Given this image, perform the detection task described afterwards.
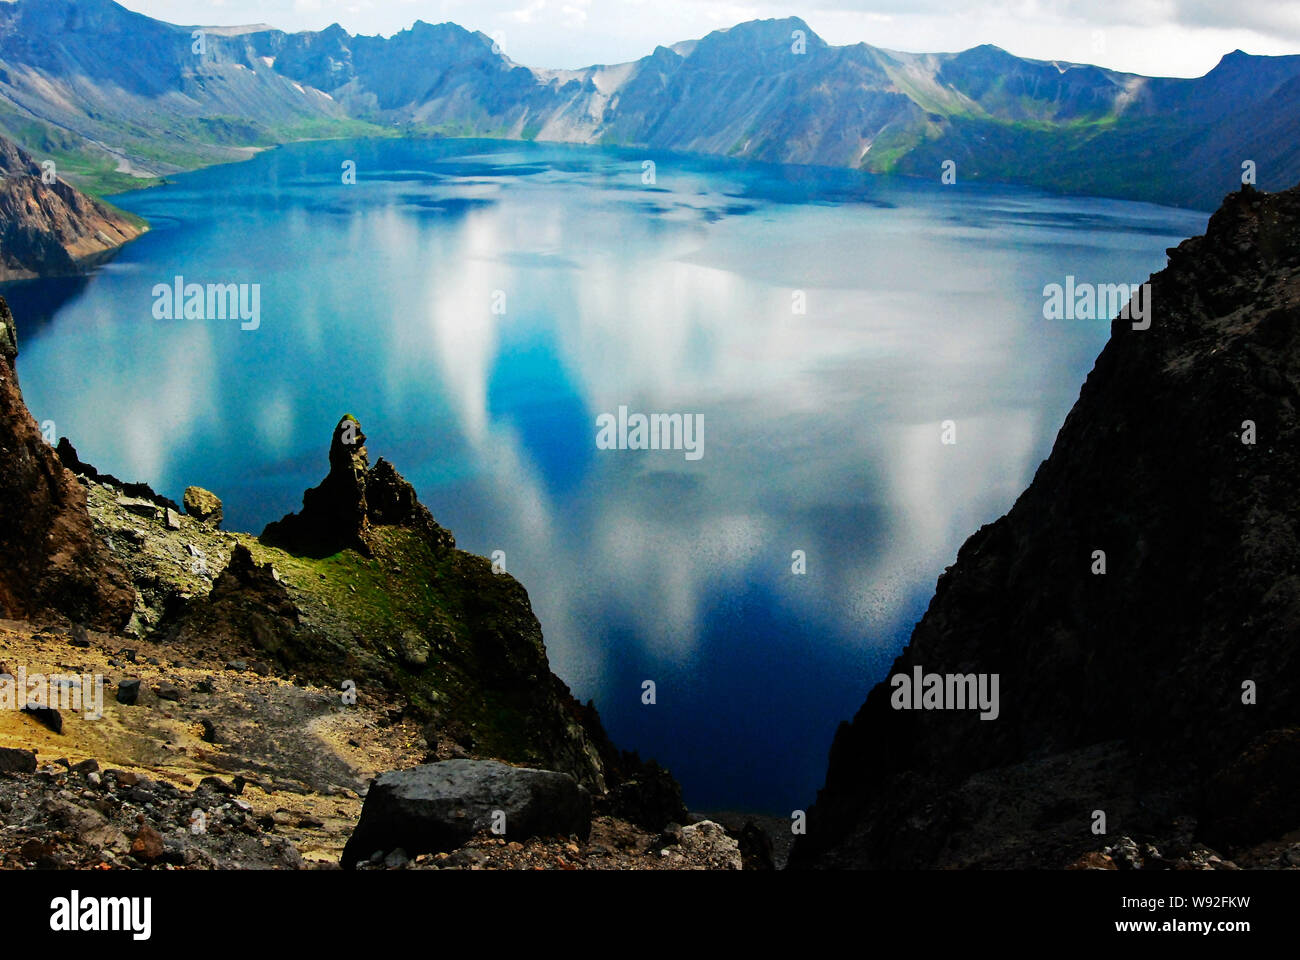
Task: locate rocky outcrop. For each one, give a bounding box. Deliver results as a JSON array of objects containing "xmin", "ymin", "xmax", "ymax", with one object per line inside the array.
[
  {"xmin": 261, "ymin": 415, "xmax": 454, "ymax": 558},
  {"xmin": 138, "ymin": 414, "xmax": 663, "ymax": 802},
  {"xmin": 55, "ymin": 437, "xmax": 178, "ymax": 511},
  {"xmin": 0, "ymin": 292, "xmax": 688, "ymax": 868},
  {"xmin": 182, "ymin": 486, "xmax": 222, "ymax": 528},
  {"xmin": 792, "ymin": 183, "xmax": 1300, "ymax": 869},
  {"xmin": 0, "ymin": 295, "xmax": 134, "ymax": 630},
  {"xmin": 0, "ymin": 134, "xmax": 143, "ymax": 280},
  {"xmin": 341, "ymin": 759, "xmax": 592, "ymax": 868},
  {"xmin": 162, "ymin": 544, "xmax": 301, "ymax": 663}
]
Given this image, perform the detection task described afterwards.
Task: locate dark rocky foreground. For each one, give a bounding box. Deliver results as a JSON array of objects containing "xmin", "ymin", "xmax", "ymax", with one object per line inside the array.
[
  {"xmin": 0, "ymin": 133, "xmax": 143, "ymax": 281},
  {"xmin": 0, "ymin": 297, "xmax": 134, "ymax": 629},
  {"xmin": 791, "ymin": 183, "xmax": 1300, "ymax": 870},
  {"xmin": 0, "ymin": 292, "xmax": 769, "ymax": 869}
]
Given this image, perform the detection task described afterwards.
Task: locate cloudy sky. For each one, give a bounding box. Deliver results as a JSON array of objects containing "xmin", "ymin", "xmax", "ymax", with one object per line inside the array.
[{"xmin": 119, "ymin": 0, "xmax": 1300, "ymax": 77}]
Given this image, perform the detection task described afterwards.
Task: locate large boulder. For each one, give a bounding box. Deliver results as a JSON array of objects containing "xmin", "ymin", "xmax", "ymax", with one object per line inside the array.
[
  {"xmin": 0, "ymin": 746, "xmax": 37, "ymax": 775},
  {"xmin": 182, "ymin": 485, "xmax": 222, "ymax": 527},
  {"xmin": 341, "ymin": 759, "xmax": 591, "ymax": 868}
]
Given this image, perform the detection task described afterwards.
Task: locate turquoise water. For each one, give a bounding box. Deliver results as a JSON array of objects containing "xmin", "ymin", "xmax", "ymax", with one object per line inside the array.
[{"xmin": 5, "ymin": 138, "xmax": 1207, "ymax": 811}]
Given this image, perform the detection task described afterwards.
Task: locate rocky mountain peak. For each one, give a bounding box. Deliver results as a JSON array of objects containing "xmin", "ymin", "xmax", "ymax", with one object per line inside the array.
[{"xmin": 261, "ymin": 415, "xmax": 453, "ymax": 558}]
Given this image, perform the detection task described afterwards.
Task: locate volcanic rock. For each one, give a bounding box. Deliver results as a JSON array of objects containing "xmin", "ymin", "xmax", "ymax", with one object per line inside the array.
[
  {"xmin": 0, "ymin": 296, "xmax": 135, "ymax": 629},
  {"xmin": 261, "ymin": 415, "xmax": 454, "ymax": 557},
  {"xmin": 55, "ymin": 437, "xmax": 177, "ymax": 510},
  {"xmin": 23, "ymin": 704, "xmax": 63, "ymax": 734},
  {"xmin": 160, "ymin": 544, "xmax": 302, "ymax": 664},
  {"xmin": 182, "ymin": 486, "xmax": 223, "ymax": 527},
  {"xmin": 0, "ymin": 747, "xmax": 37, "ymax": 775},
  {"xmin": 115, "ymin": 678, "xmax": 141, "ymax": 705},
  {"xmin": 792, "ymin": 183, "xmax": 1300, "ymax": 869},
  {"xmin": 340, "ymin": 759, "xmax": 592, "ymax": 869}
]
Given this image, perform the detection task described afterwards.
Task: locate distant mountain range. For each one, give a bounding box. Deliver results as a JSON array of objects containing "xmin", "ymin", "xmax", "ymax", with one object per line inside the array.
[{"xmin": 0, "ymin": 0, "xmax": 1297, "ymax": 207}]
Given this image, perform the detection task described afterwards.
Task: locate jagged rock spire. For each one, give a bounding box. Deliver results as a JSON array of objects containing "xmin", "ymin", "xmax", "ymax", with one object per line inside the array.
[{"xmin": 261, "ymin": 415, "xmax": 453, "ymax": 557}]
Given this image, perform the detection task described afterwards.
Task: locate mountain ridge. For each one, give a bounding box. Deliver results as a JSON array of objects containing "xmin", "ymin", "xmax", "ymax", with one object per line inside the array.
[{"xmin": 0, "ymin": 4, "xmax": 1295, "ymax": 207}]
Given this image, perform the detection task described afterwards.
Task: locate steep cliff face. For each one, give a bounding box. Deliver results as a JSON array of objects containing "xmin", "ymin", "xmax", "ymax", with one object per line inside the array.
[
  {"xmin": 792, "ymin": 183, "xmax": 1300, "ymax": 869},
  {"xmin": 0, "ymin": 295, "xmax": 134, "ymax": 628},
  {"xmin": 0, "ymin": 134, "xmax": 143, "ymax": 280}
]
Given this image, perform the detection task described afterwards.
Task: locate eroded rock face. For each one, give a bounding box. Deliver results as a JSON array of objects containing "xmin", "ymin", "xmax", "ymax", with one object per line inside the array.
[
  {"xmin": 366, "ymin": 458, "xmax": 455, "ymax": 553},
  {"xmin": 0, "ymin": 296, "xmax": 134, "ymax": 629},
  {"xmin": 161, "ymin": 545, "xmax": 302, "ymax": 662},
  {"xmin": 0, "ymin": 134, "xmax": 143, "ymax": 281},
  {"xmin": 340, "ymin": 759, "xmax": 591, "ymax": 869},
  {"xmin": 261, "ymin": 415, "xmax": 454, "ymax": 557},
  {"xmin": 793, "ymin": 183, "xmax": 1300, "ymax": 869},
  {"xmin": 56, "ymin": 437, "xmax": 177, "ymax": 510}
]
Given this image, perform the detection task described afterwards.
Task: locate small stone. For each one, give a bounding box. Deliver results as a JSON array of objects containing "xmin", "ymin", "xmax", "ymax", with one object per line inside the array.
[
  {"xmin": 165, "ymin": 508, "xmax": 182, "ymax": 530},
  {"xmin": 154, "ymin": 684, "xmax": 182, "ymax": 702},
  {"xmin": 23, "ymin": 703, "xmax": 63, "ymax": 734},
  {"xmin": 116, "ymin": 678, "xmax": 141, "ymax": 705},
  {"xmin": 117, "ymin": 497, "xmax": 161, "ymax": 520},
  {"xmin": 383, "ymin": 848, "xmax": 410, "ymax": 868},
  {"xmin": 200, "ymin": 775, "xmax": 244, "ymax": 796},
  {"xmin": 0, "ymin": 747, "xmax": 37, "ymax": 774},
  {"xmin": 130, "ymin": 824, "xmax": 165, "ymax": 862},
  {"xmin": 397, "ymin": 630, "xmax": 430, "ymax": 668}
]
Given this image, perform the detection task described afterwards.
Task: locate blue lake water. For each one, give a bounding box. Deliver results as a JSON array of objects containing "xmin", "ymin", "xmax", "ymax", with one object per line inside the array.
[{"xmin": 4, "ymin": 138, "xmax": 1207, "ymax": 812}]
